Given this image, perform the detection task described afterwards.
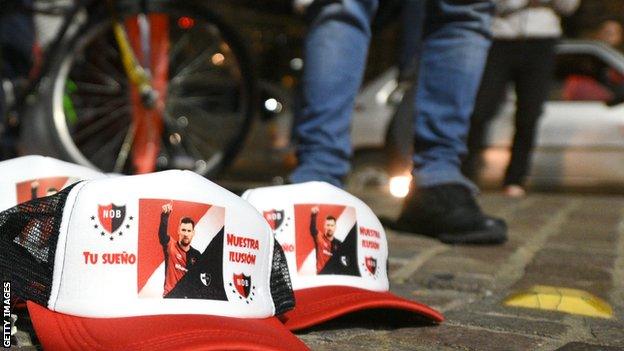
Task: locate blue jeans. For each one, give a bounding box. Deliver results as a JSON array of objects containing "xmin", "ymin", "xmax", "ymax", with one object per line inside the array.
[{"xmin": 290, "ymin": 0, "xmax": 493, "ymax": 191}]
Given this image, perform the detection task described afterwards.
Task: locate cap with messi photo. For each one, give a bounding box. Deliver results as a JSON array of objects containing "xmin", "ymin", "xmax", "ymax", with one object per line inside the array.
[
  {"xmin": 0, "ymin": 155, "xmax": 104, "ymax": 211},
  {"xmin": 0, "ymin": 170, "xmax": 307, "ymax": 351},
  {"xmin": 242, "ymin": 182, "xmax": 444, "ymax": 331}
]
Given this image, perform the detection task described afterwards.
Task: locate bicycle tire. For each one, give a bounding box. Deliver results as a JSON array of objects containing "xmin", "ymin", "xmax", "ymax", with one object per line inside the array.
[{"xmin": 22, "ymin": 0, "xmax": 255, "ymax": 177}]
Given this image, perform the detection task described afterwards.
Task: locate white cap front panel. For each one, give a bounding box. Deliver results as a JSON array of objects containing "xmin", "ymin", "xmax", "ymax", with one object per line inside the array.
[
  {"xmin": 49, "ymin": 171, "xmax": 274, "ymax": 319},
  {"xmin": 0, "ymin": 156, "xmax": 104, "ymax": 211},
  {"xmin": 243, "ymin": 182, "xmax": 389, "ymax": 292}
]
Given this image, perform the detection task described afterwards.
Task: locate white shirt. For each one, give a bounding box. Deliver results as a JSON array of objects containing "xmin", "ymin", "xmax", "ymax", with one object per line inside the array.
[{"xmin": 493, "ymin": 0, "xmax": 581, "ymax": 39}]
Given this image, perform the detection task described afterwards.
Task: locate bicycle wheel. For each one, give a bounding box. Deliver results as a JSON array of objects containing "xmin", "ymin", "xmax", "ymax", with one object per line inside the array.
[{"xmin": 23, "ymin": 0, "xmax": 255, "ymax": 176}]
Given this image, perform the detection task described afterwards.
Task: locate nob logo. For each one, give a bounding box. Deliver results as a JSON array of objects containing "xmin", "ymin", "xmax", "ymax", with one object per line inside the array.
[
  {"xmin": 229, "ymin": 273, "xmax": 256, "ymax": 304},
  {"xmin": 262, "ymin": 209, "xmax": 290, "ymax": 233},
  {"xmin": 91, "ymin": 203, "xmax": 133, "ymax": 241}
]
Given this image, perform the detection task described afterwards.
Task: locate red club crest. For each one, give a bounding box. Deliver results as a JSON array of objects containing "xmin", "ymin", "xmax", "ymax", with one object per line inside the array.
[
  {"xmin": 98, "ymin": 204, "xmax": 126, "ymax": 234},
  {"xmin": 233, "ymin": 273, "xmax": 252, "ymax": 298},
  {"xmin": 263, "ymin": 209, "xmax": 285, "ymax": 231},
  {"xmin": 365, "ymin": 256, "xmax": 377, "ymax": 275}
]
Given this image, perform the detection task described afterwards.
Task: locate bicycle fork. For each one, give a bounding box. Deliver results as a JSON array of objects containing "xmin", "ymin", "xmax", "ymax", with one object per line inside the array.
[{"xmin": 108, "ymin": 1, "xmax": 168, "ymax": 174}]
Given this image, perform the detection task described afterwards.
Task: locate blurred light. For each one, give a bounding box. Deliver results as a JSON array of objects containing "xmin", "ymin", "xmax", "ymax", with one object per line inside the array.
[
  {"xmin": 264, "ymin": 98, "xmax": 283, "ymax": 113},
  {"xmin": 290, "ymin": 58, "xmax": 303, "ymax": 71},
  {"xmin": 281, "ymin": 75, "xmax": 295, "ymax": 88},
  {"xmin": 178, "ymin": 16, "xmax": 195, "ymax": 29},
  {"xmin": 177, "ymin": 116, "xmax": 189, "ymax": 127},
  {"xmin": 389, "ymin": 175, "xmax": 411, "ymax": 198},
  {"xmin": 211, "ymin": 53, "xmax": 225, "ymax": 66},
  {"xmin": 169, "ymin": 133, "xmax": 182, "ymax": 145}
]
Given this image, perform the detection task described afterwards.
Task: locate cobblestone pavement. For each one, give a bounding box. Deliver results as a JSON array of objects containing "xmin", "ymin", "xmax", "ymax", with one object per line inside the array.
[
  {"xmin": 11, "ymin": 189, "xmax": 624, "ymax": 350},
  {"xmin": 298, "ymin": 190, "xmax": 624, "ymax": 351}
]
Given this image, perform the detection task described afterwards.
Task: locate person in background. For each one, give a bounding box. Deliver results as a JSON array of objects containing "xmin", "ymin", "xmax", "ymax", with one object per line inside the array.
[
  {"xmin": 593, "ymin": 19, "xmax": 623, "ymax": 48},
  {"xmin": 464, "ymin": 0, "xmax": 580, "ymax": 198},
  {"xmin": 0, "ymin": 0, "xmax": 36, "ymax": 160},
  {"xmin": 291, "ymin": 0, "xmax": 508, "ymax": 244}
]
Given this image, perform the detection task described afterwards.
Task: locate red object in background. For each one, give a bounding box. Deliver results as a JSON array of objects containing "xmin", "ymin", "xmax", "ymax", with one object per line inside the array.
[
  {"xmin": 178, "ymin": 16, "xmax": 195, "ymax": 29},
  {"xmin": 561, "ymin": 75, "xmax": 614, "ymax": 102},
  {"xmin": 126, "ymin": 15, "xmax": 170, "ymax": 174}
]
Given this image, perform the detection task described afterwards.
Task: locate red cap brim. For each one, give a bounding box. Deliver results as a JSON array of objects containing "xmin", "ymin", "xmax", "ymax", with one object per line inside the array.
[
  {"xmin": 280, "ymin": 286, "xmax": 444, "ymax": 331},
  {"xmin": 27, "ymin": 301, "xmax": 309, "ymax": 351}
]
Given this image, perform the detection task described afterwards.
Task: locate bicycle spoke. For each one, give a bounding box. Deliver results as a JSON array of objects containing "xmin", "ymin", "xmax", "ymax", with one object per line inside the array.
[
  {"xmin": 73, "ymin": 105, "xmax": 131, "ymax": 142},
  {"xmin": 90, "ymin": 46, "xmax": 125, "ymax": 79},
  {"xmin": 167, "ymin": 95, "xmax": 233, "ymax": 106},
  {"xmin": 171, "ymin": 43, "xmax": 219, "ymax": 80},
  {"xmin": 80, "ymin": 61, "xmax": 125, "ymax": 87},
  {"xmin": 71, "ymin": 96, "xmax": 127, "ymax": 110},
  {"xmin": 169, "ymin": 31, "xmax": 191, "ymax": 63},
  {"xmin": 88, "ymin": 126, "xmax": 128, "ymax": 166},
  {"xmin": 71, "ymin": 81, "xmax": 123, "ymax": 95},
  {"xmin": 71, "ymin": 97, "xmax": 127, "ymax": 123},
  {"xmin": 77, "ymin": 116, "xmax": 128, "ymax": 155},
  {"xmin": 114, "ymin": 122, "xmax": 137, "ymax": 173},
  {"xmin": 186, "ymin": 131, "xmax": 219, "ymax": 155}
]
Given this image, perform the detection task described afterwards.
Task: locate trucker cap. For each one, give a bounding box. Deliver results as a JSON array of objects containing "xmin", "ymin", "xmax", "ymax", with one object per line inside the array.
[
  {"xmin": 242, "ymin": 182, "xmax": 444, "ymax": 331},
  {"xmin": 0, "ymin": 170, "xmax": 308, "ymax": 350},
  {"xmin": 0, "ymin": 155, "xmax": 104, "ymax": 211}
]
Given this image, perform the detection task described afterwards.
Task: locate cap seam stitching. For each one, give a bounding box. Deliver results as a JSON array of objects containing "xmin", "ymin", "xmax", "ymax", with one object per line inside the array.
[
  {"xmin": 50, "ymin": 182, "xmax": 87, "ymax": 310},
  {"xmin": 267, "ymin": 225, "xmax": 276, "ymax": 316}
]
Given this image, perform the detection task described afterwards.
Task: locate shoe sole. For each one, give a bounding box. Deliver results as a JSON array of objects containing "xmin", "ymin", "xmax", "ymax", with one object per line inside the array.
[{"xmin": 380, "ymin": 216, "xmax": 508, "ymax": 245}]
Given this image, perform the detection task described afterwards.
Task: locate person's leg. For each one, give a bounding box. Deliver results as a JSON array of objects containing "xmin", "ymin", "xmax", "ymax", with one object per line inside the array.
[
  {"xmin": 0, "ymin": 0, "xmax": 35, "ymax": 80},
  {"xmin": 503, "ymin": 39, "xmax": 556, "ymax": 187},
  {"xmin": 391, "ymin": 0, "xmax": 507, "ymax": 244},
  {"xmin": 411, "ymin": 0, "xmax": 493, "ymax": 192},
  {"xmin": 0, "ymin": 0, "xmax": 35, "ymax": 160},
  {"xmin": 397, "ymin": 0, "xmax": 426, "ymax": 83},
  {"xmin": 463, "ymin": 41, "xmax": 513, "ymax": 180},
  {"xmin": 289, "ymin": 0, "xmax": 378, "ymax": 187}
]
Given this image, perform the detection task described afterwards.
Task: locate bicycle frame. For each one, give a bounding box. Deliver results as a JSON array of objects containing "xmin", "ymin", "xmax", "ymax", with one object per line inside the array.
[{"xmin": 6, "ymin": 0, "xmax": 173, "ymax": 173}]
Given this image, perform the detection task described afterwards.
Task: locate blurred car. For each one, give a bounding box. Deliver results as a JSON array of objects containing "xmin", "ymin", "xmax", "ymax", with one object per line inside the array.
[{"xmin": 350, "ymin": 40, "xmax": 624, "ymax": 193}]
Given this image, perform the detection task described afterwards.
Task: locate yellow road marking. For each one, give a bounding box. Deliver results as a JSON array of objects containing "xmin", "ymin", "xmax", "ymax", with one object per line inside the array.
[{"xmin": 504, "ymin": 285, "xmax": 613, "ymax": 319}]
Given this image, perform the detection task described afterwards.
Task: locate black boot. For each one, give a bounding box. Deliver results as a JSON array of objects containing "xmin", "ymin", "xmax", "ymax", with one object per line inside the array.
[{"xmin": 388, "ymin": 183, "xmax": 507, "ymax": 244}]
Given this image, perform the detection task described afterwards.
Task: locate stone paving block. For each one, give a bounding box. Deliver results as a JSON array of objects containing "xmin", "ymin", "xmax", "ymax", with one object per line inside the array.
[
  {"xmin": 444, "ymin": 310, "xmax": 570, "ymax": 338},
  {"xmin": 416, "ymin": 254, "xmax": 499, "ymax": 276},
  {"xmin": 390, "ymin": 285, "xmax": 467, "ymax": 310},
  {"xmin": 520, "ymin": 252, "xmax": 613, "ymax": 294},
  {"xmin": 557, "ymin": 222, "xmax": 618, "ymax": 240},
  {"xmin": 545, "ymin": 242, "xmax": 616, "ymax": 257},
  {"xmin": 388, "ymin": 260, "xmax": 406, "ymax": 274},
  {"xmin": 585, "ymin": 319, "xmax": 624, "ymax": 347},
  {"xmin": 531, "ymin": 248, "xmax": 616, "ymax": 272},
  {"xmin": 511, "ymin": 200, "xmax": 570, "ymax": 216},
  {"xmin": 387, "ymin": 232, "xmax": 439, "ymax": 259},
  {"xmin": 445, "ymin": 245, "xmax": 518, "ymax": 266},
  {"xmin": 555, "ymin": 342, "xmax": 624, "ymax": 351},
  {"xmin": 411, "ymin": 271, "xmax": 495, "ymax": 294},
  {"xmin": 300, "ymin": 328, "xmax": 455, "ymax": 351},
  {"xmin": 385, "ymin": 324, "xmax": 546, "ymax": 351},
  {"xmin": 568, "ymin": 205, "xmax": 623, "ymax": 218}
]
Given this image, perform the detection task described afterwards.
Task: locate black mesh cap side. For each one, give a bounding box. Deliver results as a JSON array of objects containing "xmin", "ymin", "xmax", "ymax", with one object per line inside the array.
[
  {"xmin": 0, "ymin": 184, "xmax": 76, "ymax": 306},
  {"xmin": 270, "ymin": 240, "xmax": 295, "ymax": 315}
]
